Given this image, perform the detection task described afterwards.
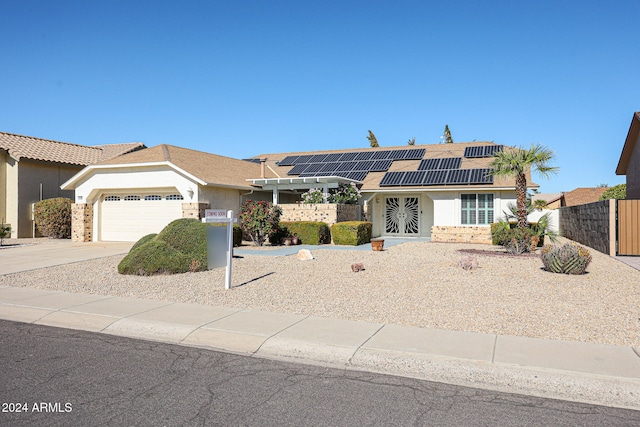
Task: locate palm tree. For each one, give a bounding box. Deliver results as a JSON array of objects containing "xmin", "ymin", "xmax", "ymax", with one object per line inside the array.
[{"xmin": 490, "ymin": 144, "xmax": 558, "ymax": 229}]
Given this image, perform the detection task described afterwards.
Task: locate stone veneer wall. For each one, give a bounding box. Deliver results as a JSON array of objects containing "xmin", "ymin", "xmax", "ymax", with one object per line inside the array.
[
  {"xmin": 559, "ymin": 200, "xmax": 613, "ymax": 255},
  {"xmin": 71, "ymin": 203, "xmax": 93, "ymax": 242},
  {"xmin": 431, "ymin": 225, "xmax": 492, "ymax": 244},
  {"xmin": 182, "ymin": 203, "xmax": 209, "ymax": 220},
  {"xmin": 279, "ymin": 203, "xmax": 361, "ymax": 227}
]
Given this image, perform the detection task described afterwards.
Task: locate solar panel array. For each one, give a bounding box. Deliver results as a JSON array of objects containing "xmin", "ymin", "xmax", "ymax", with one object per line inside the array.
[
  {"xmin": 463, "ymin": 145, "xmax": 504, "ymax": 158},
  {"xmin": 417, "ymin": 157, "xmax": 462, "ymax": 170},
  {"xmin": 280, "ymin": 148, "xmax": 426, "ymax": 167},
  {"xmin": 379, "ymin": 168, "xmax": 493, "ymax": 187},
  {"xmin": 281, "ymin": 148, "xmax": 426, "ymax": 181}
]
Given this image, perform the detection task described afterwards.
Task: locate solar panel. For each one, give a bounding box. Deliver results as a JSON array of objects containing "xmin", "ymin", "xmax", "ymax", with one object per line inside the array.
[
  {"xmin": 469, "ymin": 168, "xmax": 493, "ymax": 184},
  {"xmin": 309, "ymin": 154, "xmax": 329, "ymax": 163},
  {"xmin": 299, "ymin": 172, "xmax": 331, "ymax": 177},
  {"xmin": 371, "ymin": 150, "xmax": 392, "ymax": 160},
  {"xmin": 401, "ymin": 171, "xmax": 426, "ymax": 186},
  {"xmin": 423, "ymin": 170, "xmax": 448, "ymax": 185},
  {"xmin": 287, "ymin": 164, "xmax": 310, "ymax": 175},
  {"xmin": 319, "ymin": 162, "xmax": 340, "ymax": 173},
  {"xmin": 354, "ymin": 151, "xmax": 374, "ymax": 161},
  {"xmin": 463, "ymin": 146, "xmax": 484, "ymax": 158},
  {"xmin": 388, "ymin": 149, "xmax": 408, "ymax": 160},
  {"xmin": 404, "ymin": 148, "xmax": 426, "ymax": 160},
  {"xmin": 335, "ymin": 161, "xmax": 357, "ymax": 172},
  {"xmin": 353, "ymin": 160, "xmax": 374, "ymax": 171},
  {"xmin": 302, "ymin": 163, "xmax": 324, "ymax": 173},
  {"xmin": 484, "ymin": 145, "xmax": 503, "ymax": 157},
  {"xmin": 418, "ymin": 158, "xmax": 440, "ymax": 170},
  {"xmin": 440, "ymin": 157, "xmax": 462, "ymax": 169},
  {"xmin": 295, "ymin": 155, "xmax": 314, "ymax": 164},
  {"xmin": 380, "ymin": 171, "xmax": 405, "ymax": 186},
  {"xmin": 339, "ymin": 152, "xmax": 359, "ymax": 161},
  {"xmin": 445, "ymin": 169, "xmax": 471, "ymax": 184},
  {"xmin": 279, "ymin": 156, "xmax": 300, "ymax": 166},
  {"xmin": 370, "ymin": 159, "xmax": 393, "ymax": 172},
  {"xmin": 323, "ymin": 153, "xmax": 344, "ymax": 162},
  {"xmin": 345, "ymin": 171, "xmax": 368, "ymax": 181}
]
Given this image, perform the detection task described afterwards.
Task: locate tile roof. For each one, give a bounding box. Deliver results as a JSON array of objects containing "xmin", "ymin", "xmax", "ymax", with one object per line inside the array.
[
  {"xmin": 95, "ymin": 144, "xmax": 262, "ymax": 189},
  {"xmin": 561, "ymin": 187, "xmax": 608, "ymax": 207},
  {"xmin": 253, "ymin": 141, "xmax": 525, "ymax": 191},
  {"xmin": 0, "ymin": 132, "xmax": 145, "ymax": 166}
]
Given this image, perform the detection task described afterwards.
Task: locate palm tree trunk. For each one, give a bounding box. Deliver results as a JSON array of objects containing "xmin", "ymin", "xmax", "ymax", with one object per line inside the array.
[{"xmin": 516, "ymin": 173, "xmax": 528, "ymax": 228}]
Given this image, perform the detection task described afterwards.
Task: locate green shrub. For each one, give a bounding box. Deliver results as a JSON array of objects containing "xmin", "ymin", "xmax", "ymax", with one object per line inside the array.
[
  {"xmin": 491, "ymin": 220, "xmax": 546, "ymax": 250},
  {"xmin": 239, "ymin": 200, "xmax": 282, "ymax": 246},
  {"xmin": 541, "ymin": 242, "xmax": 592, "ymax": 275},
  {"xmin": 119, "ymin": 218, "xmax": 208, "ymax": 275},
  {"xmin": 599, "ymin": 184, "xmax": 626, "ymax": 200},
  {"xmin": 118, "ymin": 240, "xmax": 193, "ymax": 275},
  {"xmin": 331, "ymin": 221, "xmax": 372, "ymax": 245},
  {"xmin": 33, "ymin": 198, "xmax": 73, "ymax": 238},
  {"xmin": 278, "ymin": 221, "xmax": 330, "ymax": 245},
  {"xmin": 130, "ymin": 233, "xmax": 157, "ymax": 251},
  {"xmin": 0, "ymin": 222, "xmax": 10, "ymax": 246}
]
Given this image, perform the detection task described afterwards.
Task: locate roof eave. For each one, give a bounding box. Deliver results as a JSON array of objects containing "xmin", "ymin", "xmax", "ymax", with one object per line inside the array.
[{"xmin": 616, "ymin": 112, "xmax": 640, "ymax": 175}]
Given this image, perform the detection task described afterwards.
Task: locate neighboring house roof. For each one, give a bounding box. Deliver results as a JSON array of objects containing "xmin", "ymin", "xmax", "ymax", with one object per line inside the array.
[
  {"xmin": 561, "ymin": 187, "xmax": 608, "ymax": 206},
  {"xmin": 616, "ymin": 111, "xmax": 640, "ymax": 175},
  {"xmin": 0, "ymin": 131, "xmax": 145, "ymax": 166},
  {"xmin": 531, "ymin": 193, "xmax": 562, "ymax": 205},
  {"xmin": 72, "ymin": 144, "xmax": 263, "ymax": 190},
  {"xmin": 253, "ymin": 141, "xmax": 529, "ymax": 191}
]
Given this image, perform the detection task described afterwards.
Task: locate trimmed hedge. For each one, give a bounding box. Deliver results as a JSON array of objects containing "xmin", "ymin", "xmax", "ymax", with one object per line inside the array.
[
  {"xmin": 331, "ymin": 221, "xmax": 372, "ymax": 246},
  {"xmin": 33, "ymin": 197, "xmax": 73, "ymax": 239},
  {"xmin": 277, "ymin": 221, "xmax": 331, "ymax": 245},
  {"xmin": 118, "ymin": 219, "xmax": 242, "ymax": 275}
]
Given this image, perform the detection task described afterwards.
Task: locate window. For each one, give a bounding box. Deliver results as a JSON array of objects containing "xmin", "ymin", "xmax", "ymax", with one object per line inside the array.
[
  {"xmin": 461, "ymin": 194, "xmax": 493, "ymax": 225},
  {"xmin": 123, "ymin": 195, "xmax": 141, "ymax": 201},
  {"xmin": 144, "ymin": 195, "xmax": 162, "ymax": 201},
  {"xmin": 166, "ymin": 194, "xmax": 184, "ymax": 200},
  {"xmin": 104, "ymin": 196, "xmax": 120, "ymax": 201}
]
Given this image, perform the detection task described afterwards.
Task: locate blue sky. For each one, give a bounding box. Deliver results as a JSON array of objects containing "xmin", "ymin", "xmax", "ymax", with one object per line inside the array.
[{"xmin": 2, "ymin": 0, "xmax": 638, "ymax": 193}]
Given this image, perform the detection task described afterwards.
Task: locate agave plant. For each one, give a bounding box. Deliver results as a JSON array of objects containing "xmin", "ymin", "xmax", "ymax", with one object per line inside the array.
[{"xmin": 541, "ymin": 242, "xmax": 592, "ymax": 275}]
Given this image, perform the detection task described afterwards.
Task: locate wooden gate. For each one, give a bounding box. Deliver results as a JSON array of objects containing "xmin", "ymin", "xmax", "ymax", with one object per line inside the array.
[{"xmin": 618, "ymin": 200, "xmax": 640, "ymax": 255}]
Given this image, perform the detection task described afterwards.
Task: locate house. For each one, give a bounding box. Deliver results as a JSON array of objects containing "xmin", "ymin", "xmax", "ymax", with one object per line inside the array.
[
  {"xmin": 616, "ymin": 111, "xmax": 640, "ymax": 199},
  {"xmin": 63, "ymin": 141, "xmax": 530, "ymax": 243},
  {"xmin": 531, "ymin": 193, "xmax": 562, "ymax": 209},
  {"xmin": 61, "ymin": 144, "xmax": 271, "ymax": 242},
  {"xmin": 0, "ymin": 132, "xmax": 144, "ymax": 238}
]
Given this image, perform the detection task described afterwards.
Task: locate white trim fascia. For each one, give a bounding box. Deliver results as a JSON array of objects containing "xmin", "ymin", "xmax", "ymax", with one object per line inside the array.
[{"xmin": 61, "ymin": 161, "xmax": 206, "ymax": 190}]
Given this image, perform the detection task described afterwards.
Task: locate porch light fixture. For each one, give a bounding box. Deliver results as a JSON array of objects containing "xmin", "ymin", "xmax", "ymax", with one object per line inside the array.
[{"xmin": 187, "ymin": 188, "xmax": 194, "ymax": 200}]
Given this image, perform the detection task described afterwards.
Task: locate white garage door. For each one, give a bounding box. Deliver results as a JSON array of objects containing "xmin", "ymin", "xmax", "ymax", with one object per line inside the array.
[{"xmin": 100, "ymin": 193, "xmax": 184, "ymax": 242}]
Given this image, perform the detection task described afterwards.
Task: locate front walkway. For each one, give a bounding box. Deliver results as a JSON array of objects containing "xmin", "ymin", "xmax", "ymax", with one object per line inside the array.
[
  {"xmin": 615, "ymin": 256, "xmax": 640, "ymax": 271},
  {"xmin": 234, "ymin": 236, "xmax": 431, "ymax": 256}
]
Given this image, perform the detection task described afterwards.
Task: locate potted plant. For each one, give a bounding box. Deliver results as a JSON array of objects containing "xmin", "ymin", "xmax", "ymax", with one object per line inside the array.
[
  {"xmin": 291, "ymin": 235, "xmax": 299, "ymax": 245},
  {"xmin": 371, "ymin": 239, "xmax": 384, "ymax": 251}
]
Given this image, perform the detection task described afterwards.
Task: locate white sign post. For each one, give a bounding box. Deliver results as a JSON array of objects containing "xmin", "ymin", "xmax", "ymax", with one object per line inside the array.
[{"xmin": 203, "ymin": 210, "xmax": 236, "ymax": 290}]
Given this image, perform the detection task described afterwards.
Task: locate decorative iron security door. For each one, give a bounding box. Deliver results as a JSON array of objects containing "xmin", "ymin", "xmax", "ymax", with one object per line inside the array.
[{"xmin": 385, "ymin": 197, "xmax": 419, "ymax": 235}]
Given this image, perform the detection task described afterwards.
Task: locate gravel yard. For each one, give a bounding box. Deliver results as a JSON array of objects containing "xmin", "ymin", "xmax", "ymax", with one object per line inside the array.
[{"xmin": 1, "ymin": 238, "xmax": 638, "ymax": 346}]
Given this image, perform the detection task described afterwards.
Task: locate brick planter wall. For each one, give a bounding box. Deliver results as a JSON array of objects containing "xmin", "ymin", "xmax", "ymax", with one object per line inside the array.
[
  {"xmin": 182, "ymin": 203, "xmax": 209, "ymax": 220},
  {"xmin": 431, "ymin": 225, "xmax": 492, "ymax": 244},
  {"xmin": 279, "ymin": 203, "xmax": 361, "ymax": 227},
  {"xmin": 71, "ymin": 203, "xmax": 93, "ymax": 242}
]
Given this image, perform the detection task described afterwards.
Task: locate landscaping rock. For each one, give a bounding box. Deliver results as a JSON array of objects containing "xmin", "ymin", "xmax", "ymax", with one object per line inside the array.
[
  {"xmin": 297, "ymin": 249, "xmax": 314, "ymax": 261},
  {"xmin": 351, "ymin": 263, "xmax": 365, "ymax": 272}
]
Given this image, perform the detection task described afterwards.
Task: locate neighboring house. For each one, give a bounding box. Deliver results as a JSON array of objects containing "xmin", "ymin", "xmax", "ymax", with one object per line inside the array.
[
  {"xmin": 560, "ymin": 187, "xmax": 608, "ymax": 207},
  {"xmin": 61, "ymin": 144, "xmax": 270, "ymax": 242},
  {"xmin": 0, "ymin": 132, "xmax": 144, "ymax": 238},
  {"xmin": 63, "ymin": 141, "xmax": 531, "ymax": 243},
  {"xmin": 531, "ymin": 193, "xmax": 562, "ymax": 209},
  {"xmin": 616, "ymin": 111, "xmax": 640, "ymax": 199}
]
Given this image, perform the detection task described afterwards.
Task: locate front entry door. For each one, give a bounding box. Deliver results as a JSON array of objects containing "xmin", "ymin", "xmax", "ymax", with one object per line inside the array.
[{"xmin": 385, "ymin": 196, "xmax": 420, "ymax": 235}]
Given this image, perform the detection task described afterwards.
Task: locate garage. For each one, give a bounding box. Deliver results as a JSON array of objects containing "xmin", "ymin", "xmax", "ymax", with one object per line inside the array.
[{"xmin": 99, "ymin": 193, "xmax": 184, "ymax": 241}]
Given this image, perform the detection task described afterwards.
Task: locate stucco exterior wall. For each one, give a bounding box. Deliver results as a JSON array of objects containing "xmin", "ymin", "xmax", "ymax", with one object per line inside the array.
[
  {"xmin": 626, "ymin": 132, "xmax": 640, "ymax": 199},
  {"xmin": 199, "ymin": 186, "xmax": 243, "ymax": 214}
]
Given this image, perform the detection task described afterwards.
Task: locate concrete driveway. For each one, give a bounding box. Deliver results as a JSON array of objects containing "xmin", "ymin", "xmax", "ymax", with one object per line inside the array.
[{"xmin": 0, "ymin": 240, "xmax": 133, "ymax": 275}]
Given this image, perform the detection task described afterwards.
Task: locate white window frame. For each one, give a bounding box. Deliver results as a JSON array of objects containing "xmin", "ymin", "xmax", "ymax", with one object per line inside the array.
[{"xmin": 461, "ymin": 193, "xmax": 494, "ymax": 225}]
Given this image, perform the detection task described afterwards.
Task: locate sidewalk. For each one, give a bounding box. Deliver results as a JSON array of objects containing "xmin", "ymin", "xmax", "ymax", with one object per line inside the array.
[{"xmin": 1, "ymin": 285, "xmax": 639, "ymax": 410}]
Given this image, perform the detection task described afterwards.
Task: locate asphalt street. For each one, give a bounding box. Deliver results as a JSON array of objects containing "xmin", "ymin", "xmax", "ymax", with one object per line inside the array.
[{"xmin": 1, "ymin": 320, "xmax": 638, "ymax": 426}]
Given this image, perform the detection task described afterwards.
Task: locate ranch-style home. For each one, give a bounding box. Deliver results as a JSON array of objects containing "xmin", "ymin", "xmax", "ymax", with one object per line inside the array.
[
  {"xmin": 62, "ymin": 141, "xmax": 532, "ymax": 243},
  {"xmin": 0, "ymin": 132, "xmax": 144, "ymax": 238}
]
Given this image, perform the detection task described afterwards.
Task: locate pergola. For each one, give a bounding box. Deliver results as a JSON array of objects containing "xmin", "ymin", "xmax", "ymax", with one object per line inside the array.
[{"xmin": 248, "ymin": 176, "xmax": 362, "ymax": 204}]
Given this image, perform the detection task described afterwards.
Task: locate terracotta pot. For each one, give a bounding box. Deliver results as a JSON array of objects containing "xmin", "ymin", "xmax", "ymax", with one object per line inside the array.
[
  {"xmin": 371, "ymin": 239, "xmax": 384, "ymax": 251},
  {"xmin": 283, "ymin": 237, "xmax": 292, "ymax": 246},
  {"xmin": 291, "ymin": 236, "xmax": 299, "ymax": 245}
]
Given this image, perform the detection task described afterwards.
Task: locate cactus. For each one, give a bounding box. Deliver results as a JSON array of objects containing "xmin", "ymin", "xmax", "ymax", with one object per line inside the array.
[{"xmin": 541, "ymin": 242, "xmax": 592, "ymax": 275}]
